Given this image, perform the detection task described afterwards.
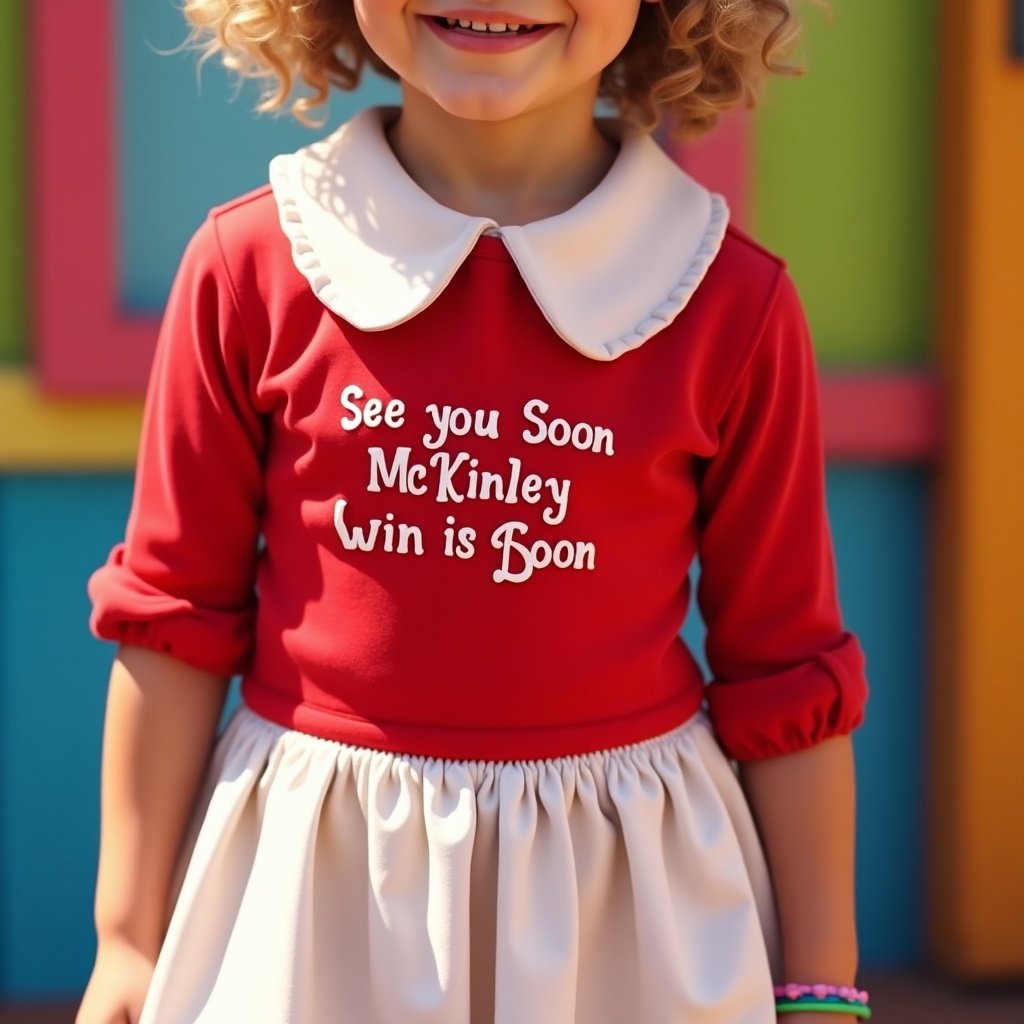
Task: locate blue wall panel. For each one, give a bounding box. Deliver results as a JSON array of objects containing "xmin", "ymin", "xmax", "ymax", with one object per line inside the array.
[
  {"xmin": 0, "ymin": 476, "xmax": 133, "ymax": 996},
  {"xmin": 119, "ymin": 0, "xmax": 400, "ymax": 311},
  {"xmin": 0, "ymin": 466, "xmax": 927, "ymax": 995},
  {"xmin": 828, "ymin": 466, "xmax": 928, "ymax": 966},
  {"xmin": 682, "ymin": 465, "xmax": 929, "ymax": 966}
]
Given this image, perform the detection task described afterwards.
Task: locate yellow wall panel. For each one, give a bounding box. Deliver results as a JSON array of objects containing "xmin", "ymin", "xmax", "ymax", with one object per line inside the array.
[{"xmin": 0, "ymin": 370, "xmax": 141, "ymax": 470}]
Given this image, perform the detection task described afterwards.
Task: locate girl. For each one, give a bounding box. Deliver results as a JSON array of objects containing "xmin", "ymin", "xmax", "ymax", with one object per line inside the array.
[{"xmin": 78, "ymin": 1, "xmax": 870, "ymax": 1022}]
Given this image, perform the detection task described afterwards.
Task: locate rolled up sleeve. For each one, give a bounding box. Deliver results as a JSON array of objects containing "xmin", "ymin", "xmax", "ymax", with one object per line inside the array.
[
  {"xmin": 697, "ymin": 269, "xmax": 868, "ymax": 761},
  {"xmin": 88, "ymin": 216, "xmax": 265, "ymax": 677}
]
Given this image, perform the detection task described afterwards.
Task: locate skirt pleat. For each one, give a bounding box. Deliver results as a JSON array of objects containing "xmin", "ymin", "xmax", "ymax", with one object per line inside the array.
[{"xmin": 140, "ymin": 704, "xmax": 779, "ymax": 1024}]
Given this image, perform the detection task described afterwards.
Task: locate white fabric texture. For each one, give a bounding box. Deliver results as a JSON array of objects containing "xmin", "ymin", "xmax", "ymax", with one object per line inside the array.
[
  {"xmin": 140, "ymin": 704, "xmax": 779, "ymax": 1024},
  {"xmin": 269, "ymin": 107, "xmax": 729, "ymax": 361}
]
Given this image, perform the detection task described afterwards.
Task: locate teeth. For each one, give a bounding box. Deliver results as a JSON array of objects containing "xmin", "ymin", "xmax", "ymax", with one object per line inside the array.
[{"xmin": 442, "ymin": 17, "xmax": 535, "ymax": 34}]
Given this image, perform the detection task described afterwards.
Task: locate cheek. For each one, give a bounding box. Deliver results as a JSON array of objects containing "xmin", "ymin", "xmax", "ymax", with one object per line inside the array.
[
  {"xmin": 570, "ymin": 1, "xmax": 643, "ymax": 64},
  {"xmin": 352, "ymin": 2, "xmax": 404, "ymax": 59},
  {"xmin": 598, "ymin": 0, "xmax": 644, "ymax": 45},
  {"xmin": 352, "ymin": 6, "xmax": 376, "ymax": 54}
]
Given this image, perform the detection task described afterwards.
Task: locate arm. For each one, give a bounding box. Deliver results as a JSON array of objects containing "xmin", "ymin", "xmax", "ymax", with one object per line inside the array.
[
  {"xmin": 94, "ymin": 645, "xmax": 229, "ymax": 954},
  {"xmin": 694, "ymin": 268, "xmax": 869, "ymax": 1020},
  {"xmin": 78, "ymin": 646, "xmax": 228, "ymax": 1024},
  {"xmin": 740, "ymin": 736, "xmax": 860, "ymax": 1023},
  {"xmin": 81, "ymin": 218, "xmax": 263, "ymax": 1023}
]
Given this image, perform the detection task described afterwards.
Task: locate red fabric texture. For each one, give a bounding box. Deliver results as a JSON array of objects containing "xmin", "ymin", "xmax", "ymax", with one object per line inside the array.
[
  {"xmin": 89, "ymin": 188, "xmax": 867, "ymax": 761},
  {"xmin": 694, "ymin": 270, "xmax": 868, "ymax": 758}
]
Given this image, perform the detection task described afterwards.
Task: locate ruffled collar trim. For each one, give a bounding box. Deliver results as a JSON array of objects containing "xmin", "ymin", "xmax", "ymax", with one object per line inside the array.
[{"xmin": 269, "ymin": 107, "xmax": 728, "ymax": 362}]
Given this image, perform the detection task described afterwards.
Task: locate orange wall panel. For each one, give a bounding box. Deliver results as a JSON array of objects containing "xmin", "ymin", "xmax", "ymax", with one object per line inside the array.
[{"xmin": 930, "ymin": 0, "xmax": 1024, "ymax": 977}]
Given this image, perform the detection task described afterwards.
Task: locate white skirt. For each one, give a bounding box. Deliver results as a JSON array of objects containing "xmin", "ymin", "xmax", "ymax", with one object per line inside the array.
[{"xmin": 140, "ymin": 703, "xmax": 780, "ymax": 1024}]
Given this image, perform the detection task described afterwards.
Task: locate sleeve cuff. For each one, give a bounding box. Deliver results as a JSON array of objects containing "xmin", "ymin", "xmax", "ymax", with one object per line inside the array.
[
  {"xmin": 88, "ymin": 556, "xmax": 253, "ymax": 678},
  {"xmin": 705, "ymin": 632, "xmax": 868, "ymax": 761}
]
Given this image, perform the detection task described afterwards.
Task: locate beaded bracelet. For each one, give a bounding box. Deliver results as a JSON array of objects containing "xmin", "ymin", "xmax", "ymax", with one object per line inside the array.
[{"xmin": 773, "ymin": 983, "xmax": 872, "ymax": 1019}]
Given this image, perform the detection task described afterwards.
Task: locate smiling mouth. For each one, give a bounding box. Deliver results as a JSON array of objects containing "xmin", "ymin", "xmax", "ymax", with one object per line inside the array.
[{"xmin": 433, "ymin": 17, "xmax": 546, "ymax": 35}]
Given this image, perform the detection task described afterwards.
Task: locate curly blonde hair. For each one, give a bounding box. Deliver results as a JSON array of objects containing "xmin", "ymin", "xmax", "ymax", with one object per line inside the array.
[{"xmin": 183, "ymin": 0, "xmax": 802, "ymax": 136}]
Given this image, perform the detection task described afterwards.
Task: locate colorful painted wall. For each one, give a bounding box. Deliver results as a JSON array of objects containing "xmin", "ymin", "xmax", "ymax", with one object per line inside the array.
[{"xmin": 1, "ymin": 0, "xmax": 1020, "ymax": 999}]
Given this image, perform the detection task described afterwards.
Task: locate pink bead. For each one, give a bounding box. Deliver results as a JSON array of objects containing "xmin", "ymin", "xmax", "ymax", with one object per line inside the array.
[{"xmin": 773, "ymin": 982, "xmax": 871, "ymax": 1008}]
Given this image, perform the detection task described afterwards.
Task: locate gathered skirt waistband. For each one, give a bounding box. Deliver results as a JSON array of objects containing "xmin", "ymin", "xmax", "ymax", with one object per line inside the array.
[{"xmin": 140, "ymin": 702, "xmax": 780, "ymax": 1024}]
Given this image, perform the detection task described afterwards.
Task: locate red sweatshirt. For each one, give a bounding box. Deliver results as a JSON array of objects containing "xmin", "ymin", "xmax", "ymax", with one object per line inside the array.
[{"xmin": 89, "ymin": 109, "xmax": 867, "ymax": 761}]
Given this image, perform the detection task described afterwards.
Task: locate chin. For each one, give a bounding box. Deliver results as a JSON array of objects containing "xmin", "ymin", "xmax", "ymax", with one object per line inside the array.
[{"xmin": 428, "ymin": 86, "xmax": 538, "ymax": 124}]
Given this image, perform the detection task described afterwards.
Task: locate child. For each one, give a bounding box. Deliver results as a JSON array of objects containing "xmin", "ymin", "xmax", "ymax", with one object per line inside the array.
[{"xmin": 78, "ymin": 1, "xmax": 870, "ymax": 1022}]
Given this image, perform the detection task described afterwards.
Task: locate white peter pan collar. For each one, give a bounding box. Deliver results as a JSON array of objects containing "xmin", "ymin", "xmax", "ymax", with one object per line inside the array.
[{"xmin": 269, "ymin": 107, "xmax": 728, "ymax": 362}]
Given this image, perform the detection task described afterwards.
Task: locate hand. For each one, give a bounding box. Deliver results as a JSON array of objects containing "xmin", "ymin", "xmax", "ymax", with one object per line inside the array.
[{"xmin": 76, "ymin": 935, "xmax": 157, "ymax": 1024}]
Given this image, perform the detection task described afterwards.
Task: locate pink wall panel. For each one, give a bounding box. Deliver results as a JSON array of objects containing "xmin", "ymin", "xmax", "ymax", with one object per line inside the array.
[{"xmin": 32, "ymin": 0, "xmax": 158, "ymax": 394}]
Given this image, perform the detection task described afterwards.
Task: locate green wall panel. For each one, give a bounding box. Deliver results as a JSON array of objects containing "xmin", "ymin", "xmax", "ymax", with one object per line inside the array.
[
  {"xmin": 754, "ymin": 0, "xmax": 935, "ymax": 367},
  {"xmin": 0, "ymin": 0, "xmax": 26, "ymax": 363}
]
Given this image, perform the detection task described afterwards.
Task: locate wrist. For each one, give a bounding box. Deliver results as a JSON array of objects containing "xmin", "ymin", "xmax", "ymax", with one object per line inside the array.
[
  {"xmin": 95, "ymin": 918, "xmax": 165, "ymax": 960},
  {"xmin": 776, "ymin": 927, "xmax": 859, "ymax": 1002}
]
